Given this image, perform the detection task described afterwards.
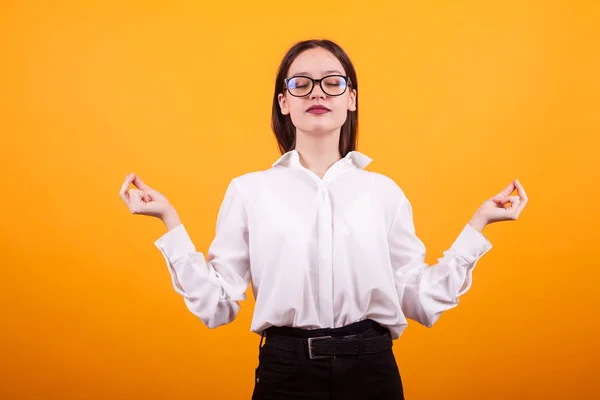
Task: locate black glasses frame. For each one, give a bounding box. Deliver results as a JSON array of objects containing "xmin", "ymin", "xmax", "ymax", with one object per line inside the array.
[{"xmin": 284, "ymin": 74, "xmax": 352, "ymax": 97}]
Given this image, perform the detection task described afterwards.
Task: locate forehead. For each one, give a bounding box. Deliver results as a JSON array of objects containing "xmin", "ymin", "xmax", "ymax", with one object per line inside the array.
[{"xmin": 287, "ymin": 47, "xmax": 346, "ymax": 77}]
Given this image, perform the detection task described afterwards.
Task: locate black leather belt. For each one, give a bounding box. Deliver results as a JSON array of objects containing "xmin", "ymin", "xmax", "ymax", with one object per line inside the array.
[{"xmin": 264, "ymin": 330, "xmax": 393, "ymax": 360}]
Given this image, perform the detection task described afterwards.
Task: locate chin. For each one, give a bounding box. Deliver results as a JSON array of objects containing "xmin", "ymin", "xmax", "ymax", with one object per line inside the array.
[
  {"xmin": 298, "ymin": 118, "xmax": 345, "ymax": 135},
  {"xmin": 302, "ymin": 124, "xmax": 340, "ymax": 136}
]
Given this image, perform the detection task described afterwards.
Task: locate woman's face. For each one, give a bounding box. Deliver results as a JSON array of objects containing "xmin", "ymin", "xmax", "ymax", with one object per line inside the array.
[{"xmin": 277, "ymin": 47, "xmax": 356, "ymax": 137}]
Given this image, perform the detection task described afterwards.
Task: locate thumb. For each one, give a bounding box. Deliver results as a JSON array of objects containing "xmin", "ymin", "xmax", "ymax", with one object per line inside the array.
[
  {"xmin": 132, "ymin": 175, "xmax": 151, "ymax": 191},
  {"xmin": 493, "ymin": 194, "xmax": 506, "ymax": 202}
]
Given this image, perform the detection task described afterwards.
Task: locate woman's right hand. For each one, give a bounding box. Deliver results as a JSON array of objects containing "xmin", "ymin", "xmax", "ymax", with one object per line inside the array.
[{"xmin": 119, "ymin": 173, "xmax": 181, "ymax": 230}]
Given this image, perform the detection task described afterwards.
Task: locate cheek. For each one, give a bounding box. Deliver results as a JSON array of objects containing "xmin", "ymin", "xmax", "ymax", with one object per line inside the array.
[
  {"xmin": 332, "ymin": 100, "xmax": 350, "ymax": 123},
  {"xmin": 287, "ymin": 102, "xmax": 307, "ymax": 125}
]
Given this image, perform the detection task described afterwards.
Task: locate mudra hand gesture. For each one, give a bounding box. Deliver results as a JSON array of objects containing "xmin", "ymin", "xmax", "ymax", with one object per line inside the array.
[
  {"xmin": 469, "ymin": 179, "xmax": 529, "ymax": 232},
  {"xmin": 119, "ymin": 173, "xmax": 181, "ymax": 229}
]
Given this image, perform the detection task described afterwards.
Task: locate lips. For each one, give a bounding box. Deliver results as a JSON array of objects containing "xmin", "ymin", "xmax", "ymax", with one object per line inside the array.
[{"xmin": 306, "ymin": 105, "xmax": 331, "ymax": 114}]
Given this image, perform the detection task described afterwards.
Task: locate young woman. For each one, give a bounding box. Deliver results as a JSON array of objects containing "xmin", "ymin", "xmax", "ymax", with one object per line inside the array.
[{"xmin": 119, "ymin": 39, "xmax": 528, "ymax": 400}]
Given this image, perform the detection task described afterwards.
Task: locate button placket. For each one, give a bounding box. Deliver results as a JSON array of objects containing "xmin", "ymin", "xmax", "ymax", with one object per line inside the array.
[
  {"xmin": 299, "ymin": 163, "xmax": 337, "ymax": 328},
  {"xmin": 316, "ymin": 181, "xmax": 334, "ymax": 327}
]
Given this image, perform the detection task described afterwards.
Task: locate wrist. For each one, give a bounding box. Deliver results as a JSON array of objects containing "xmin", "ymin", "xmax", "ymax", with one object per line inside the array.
[
  {"xmin": 468, "ymin": 213, "xmax": 487, "ymax": 233},
  {"xmin": 162, "ymin": 208, "xmax": 181, "ymax": 231}
]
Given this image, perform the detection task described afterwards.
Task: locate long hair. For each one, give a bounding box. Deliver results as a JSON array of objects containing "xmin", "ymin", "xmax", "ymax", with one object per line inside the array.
[{"xmin": 271, "ymin": 39, "xmax": 359, "ymax": 156}]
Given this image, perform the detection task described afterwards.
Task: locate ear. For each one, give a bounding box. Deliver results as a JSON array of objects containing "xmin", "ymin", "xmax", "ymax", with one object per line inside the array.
[
  {"xmin": 278, "ymin": 93, "xmax": 290, "ymax": 115},
  {"xmin": 348, "ymin": 88, "xmax": 357, "ymax": 112}
]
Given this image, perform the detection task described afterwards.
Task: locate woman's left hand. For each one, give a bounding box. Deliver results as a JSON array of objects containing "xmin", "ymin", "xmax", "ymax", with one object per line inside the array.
[{"xmin": 468, "ymin": 179, "xmax": 529, "ymax": 232}]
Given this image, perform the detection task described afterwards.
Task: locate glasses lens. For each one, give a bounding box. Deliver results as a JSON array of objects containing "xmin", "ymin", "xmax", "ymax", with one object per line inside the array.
[
  {"xmin": 287, "ymin": 77, "xmax": 313, "ymax": 96},
  {"xmin": 321, "ymin": 76, "xmax": 347, "ymax": 96}
]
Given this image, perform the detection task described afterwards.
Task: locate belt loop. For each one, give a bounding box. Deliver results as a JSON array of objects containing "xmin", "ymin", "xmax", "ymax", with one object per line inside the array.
[{"xmin": 259, "ymin": 330, "xmax": 266, "ymax": 352}]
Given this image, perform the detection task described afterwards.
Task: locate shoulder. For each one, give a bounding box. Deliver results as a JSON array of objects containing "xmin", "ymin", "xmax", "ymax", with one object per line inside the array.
[
  {"xmin": 230, "ymin": 168, "xmax": 275, "ymax": 187},
  {"xmin": 225, "ymin": 168, "xmax": 279, "ymax": 201},
  {"xmin": 363, "ymin": 170, "xmax": 408, "ymax": 202}
]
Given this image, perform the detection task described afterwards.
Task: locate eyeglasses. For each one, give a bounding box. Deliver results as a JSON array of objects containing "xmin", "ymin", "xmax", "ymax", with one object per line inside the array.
[{"xmin": 284, "ymin": 74, "xmax": 351, "ymax": 97}]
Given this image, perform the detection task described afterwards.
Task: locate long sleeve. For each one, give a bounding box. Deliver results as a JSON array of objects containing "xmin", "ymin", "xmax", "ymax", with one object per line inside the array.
[
  {"xmin": 154, "ymin": 178, "xmax": 251, "ymax": 329},
  {"xmin": 387, "ymin": 196, "xmax": 492, "ymax": 328}
]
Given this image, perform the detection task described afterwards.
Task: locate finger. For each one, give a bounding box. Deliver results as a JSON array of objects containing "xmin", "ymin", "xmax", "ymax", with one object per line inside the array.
[
  {"xmin": 514, "ymin": 179, "xmax": 528, "ymax": 204},
  {"xmin": 131, "ymin": 189, "xmax": 152, "ymax": 206},
  {"xmin": 119, "ymin": 173, "xmax": 136, "ymax": 203},
  {"xmin": 128, "ymin": 189, "xmax": 146, "ymax": 214},
  {"xmin": 494, "ymin": 195, "xmax": 521, "ymax": 207},
  {"xmin": 495, "ymin": 180, "xmax": 516, "ymax": 199},
  {"xmin": 513, "ymin": 180, "xmax": 529, "ymax": 218},
  {"xmin": 132, "ymin": 175, "xmax": 151, "ymax": 191},
  {"xmin": 508, "ymin": 197, "xmax": 524, "ymax": 219}
]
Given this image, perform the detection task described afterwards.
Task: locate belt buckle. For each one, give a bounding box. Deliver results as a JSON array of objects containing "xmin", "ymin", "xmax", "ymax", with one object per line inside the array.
[{"xmin": 307, "ymin": 336, "xmax": 334, "ymax": 360}]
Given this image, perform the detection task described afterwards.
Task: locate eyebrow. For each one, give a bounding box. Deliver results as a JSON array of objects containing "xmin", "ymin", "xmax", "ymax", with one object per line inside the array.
[{"xmin": 289, "ymin": 69, "xmax": 344, "ymax": 77}]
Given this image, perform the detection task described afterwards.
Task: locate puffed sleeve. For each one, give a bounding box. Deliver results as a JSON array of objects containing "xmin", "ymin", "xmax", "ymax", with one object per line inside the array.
[
  {"xmin": 388, "ymin": 195, "xmax": 492, "ymax": 327},
  {"xmin": 154, "ymin": 178, "xmax": 251, "ymax": 328}
]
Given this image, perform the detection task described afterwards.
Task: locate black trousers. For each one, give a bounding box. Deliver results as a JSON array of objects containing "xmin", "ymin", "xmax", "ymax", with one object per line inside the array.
[{"xmin": 251, "ymin": 319, "xmax": 404, "ymax": 400}]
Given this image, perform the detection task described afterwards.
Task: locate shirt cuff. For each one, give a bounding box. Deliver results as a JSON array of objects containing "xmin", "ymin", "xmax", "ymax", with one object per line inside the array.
[
  {"xmin": 448, "ymin": 223, "xmax": 493, "ymax": 264},
  {"xmin": 154, "ymin": 224, "xmax": 197, "ymax": 265}
]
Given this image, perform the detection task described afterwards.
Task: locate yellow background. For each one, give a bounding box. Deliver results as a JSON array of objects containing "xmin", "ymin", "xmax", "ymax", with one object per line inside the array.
[{"xmin": 1, "ymin": 1, "xmax": 598, "ymax": 399}]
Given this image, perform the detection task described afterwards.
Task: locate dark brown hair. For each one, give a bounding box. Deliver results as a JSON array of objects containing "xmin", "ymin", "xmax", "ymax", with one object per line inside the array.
[{"xmin": 271, "ymin": 39, "xmax": 359, "ymax": 156}]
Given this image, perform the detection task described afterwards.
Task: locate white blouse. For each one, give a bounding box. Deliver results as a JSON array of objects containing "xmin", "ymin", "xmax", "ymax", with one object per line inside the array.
[{"xmin": 154, "ymin": 150, "xmax": 492, "ymax": 339}]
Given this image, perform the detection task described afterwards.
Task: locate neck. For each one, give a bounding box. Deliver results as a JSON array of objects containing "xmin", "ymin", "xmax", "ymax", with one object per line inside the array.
[{"xmin": 294, "ymin": 128, "xmax": 342, "ymax": 178}]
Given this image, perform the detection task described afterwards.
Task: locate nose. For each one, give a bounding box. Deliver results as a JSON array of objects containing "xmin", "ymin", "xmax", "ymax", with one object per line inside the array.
[{"xmin": 310, "ymin": 81, "xmax": 327, "ymax": 99}]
